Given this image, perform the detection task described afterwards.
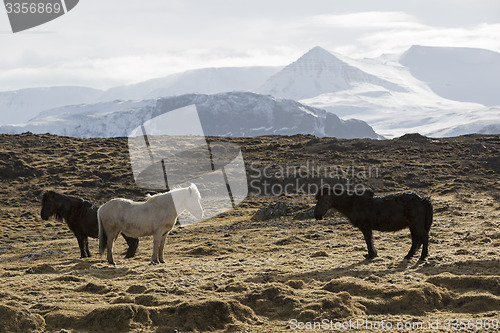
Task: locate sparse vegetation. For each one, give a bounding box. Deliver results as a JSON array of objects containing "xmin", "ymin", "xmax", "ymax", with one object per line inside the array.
[{"xmin": 0, "ymin": 133, "xmax": 499, "ymax": 332}]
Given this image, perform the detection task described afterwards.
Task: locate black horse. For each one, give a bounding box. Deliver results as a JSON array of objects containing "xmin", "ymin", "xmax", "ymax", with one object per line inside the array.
[
  {"xmin": 314, "ymin": 186, "xmax": 433, "ymax": 261},
  {"xmin": 41, "ymin": 190, "xmax": 139, "ymax": 258}
]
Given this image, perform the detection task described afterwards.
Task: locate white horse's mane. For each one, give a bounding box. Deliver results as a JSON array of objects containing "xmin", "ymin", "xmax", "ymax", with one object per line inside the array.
[{"xmin": 145, "ymin": 183, "xmax": 201, "ymax": 201}]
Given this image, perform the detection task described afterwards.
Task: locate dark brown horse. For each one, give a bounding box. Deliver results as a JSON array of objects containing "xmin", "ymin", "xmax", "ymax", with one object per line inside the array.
[
  {"xmin": 41, "ymin": 190, "xmax": 139, "ymax": 258},
  {"xmin": 314, "ymin": 186, "xmax": 433, "ymax": 261}
]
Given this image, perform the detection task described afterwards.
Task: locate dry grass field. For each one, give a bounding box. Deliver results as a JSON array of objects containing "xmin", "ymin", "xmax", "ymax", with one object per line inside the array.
[{"xmin": 0, "ymin": 133, "xmax": 499, "ymax": 332}]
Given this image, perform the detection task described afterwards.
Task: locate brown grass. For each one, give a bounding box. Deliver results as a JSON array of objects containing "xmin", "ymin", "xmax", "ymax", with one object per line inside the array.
[{"xmin": 0, "ymin": 133, "xmax": 499, "ymax": 332}]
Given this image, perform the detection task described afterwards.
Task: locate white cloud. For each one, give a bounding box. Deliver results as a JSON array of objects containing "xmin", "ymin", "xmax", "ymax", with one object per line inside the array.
[
  {"xmin": 0, "ymin": 48, "xmax": 295, "ymax": 91},
  {"xmin": 1, "ymin": 3, "xmax": 500, "ymax": 91},
  {"xmin": 354, "ymin": 23, "xmax": 500, "ymax": 57},
  {"xmin": 310, "ymin": 11, "xmax": 426, "ymax": 30}
]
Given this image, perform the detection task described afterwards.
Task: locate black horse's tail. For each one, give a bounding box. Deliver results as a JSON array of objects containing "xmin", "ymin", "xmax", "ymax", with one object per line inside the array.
[
  {"xmin": 423, "ymin": 197, "xmax": 433, "ymax": 232},
  {"xmin": 97, "ymin": 206, "xmax": 106, "ymax": 255}
]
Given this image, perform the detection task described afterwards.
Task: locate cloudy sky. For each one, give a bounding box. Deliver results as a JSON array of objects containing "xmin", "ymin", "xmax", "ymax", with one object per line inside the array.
[{"xmin": 1, "ymin": 0, "xmax": 499, "ymax": 91}]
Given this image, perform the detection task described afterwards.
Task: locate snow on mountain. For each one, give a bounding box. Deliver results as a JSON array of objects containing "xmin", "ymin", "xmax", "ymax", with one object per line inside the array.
[
  {"xmin": 0, "ymin": 92, "xmax": 382, "ymax": 139},
  {"xmin": 301, "ymin": 81, "xmax": 500, "ymax": 139},
  {"xmin": 258, "ymin": 46, "xmax": 407, "ymax": 100},
  {"xmin": 0, "ymin": 66, "xmax": 281, "ymax": 126},
  {"xmin": 299, "ymin": 47, "xmax": 500, "ymax": 138},
  {"xmin": 0, "ymin": 99, "xmax": 157, "ymax": 138},
  {"xmin": 0, "ymin": 86, "xmax": 103, "ymax": 125},
  {"xmin": 400, "ymin": 45, "xmax": 500, "ymax": 106},
  {"xmin": 1, "ymin": 45, "xmax": 499, "ymax": 139},
  {"xmin": 99, "ymin": 66, "xmax": 282, "ymax": 101}
]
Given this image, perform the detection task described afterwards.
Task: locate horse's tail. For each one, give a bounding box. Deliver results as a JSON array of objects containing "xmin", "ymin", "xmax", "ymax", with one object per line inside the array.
[
  {"xmin": 423, "ymin": 197, "xmax": 433, "ymax": 232},
  {"xmin": 97, "ymin": 205, "xmax": 106, "ymax": 255}
]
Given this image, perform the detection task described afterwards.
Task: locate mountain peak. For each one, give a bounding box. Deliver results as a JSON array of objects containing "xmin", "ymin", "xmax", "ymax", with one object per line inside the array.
[
  {"xmin": 258, "ymin": 47, "xmax": 405, "ymax": 100},
  {"xmin": 305, "ymin": 46, "xmax": 333, "ymax": 56},
  {"xmin": 296, "ymin": 46, "xmax": 344, "ymax": 64}
]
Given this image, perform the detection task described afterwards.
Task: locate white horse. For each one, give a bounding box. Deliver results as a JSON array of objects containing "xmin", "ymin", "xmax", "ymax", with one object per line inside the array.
[{"xmin": 98, "ymin": 183, "xmax": 203, "ymax": 265}]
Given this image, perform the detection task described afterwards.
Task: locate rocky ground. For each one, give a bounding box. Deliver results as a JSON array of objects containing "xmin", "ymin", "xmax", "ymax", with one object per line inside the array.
[{"xmin": 0, "ymin": 132, "xmax": 499, "ymax": 332}]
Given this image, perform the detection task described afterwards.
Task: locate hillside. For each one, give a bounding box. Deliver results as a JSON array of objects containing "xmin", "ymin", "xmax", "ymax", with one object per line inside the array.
[
  {"xmin": 0, "ymin": 133, "xmax": 499, "ymax": 332},
  {"xmin": 0, "ymin": 92, "xmax": 382, "ymax": 139},
  {"xmin": 2, "ymin": 46, "xmax": 500, "ymax": 139}
]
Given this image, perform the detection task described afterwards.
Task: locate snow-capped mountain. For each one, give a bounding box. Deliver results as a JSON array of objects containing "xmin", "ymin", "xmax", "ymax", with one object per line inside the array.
[
  {"xmin": 303, "ymin": 84, "xmax": 500, "ymax": 138},
  {"xmin": 0, "ymin": 67, "xmax": 281, "ymax": 125},
  {"xmin": 0, "ymin": 86, "xmax": 103, "ymax": 125},
  {"xmin": 0, "ymin": 92, "xmax": 382, "ymax": 139},
  {"xmin": 400, "ymin": 45, "xmax": 500, "ymax": 106},
  {"xmin": 1, "ymin": 45, "xmax": 499, "ymax": 139},
  {"xmin": 297, "ymin": 47, "xmax": 500, "ymax": 138},
  {"xmin": 258, "ymin": 46, "xmax": 407, "ymax": 100}
]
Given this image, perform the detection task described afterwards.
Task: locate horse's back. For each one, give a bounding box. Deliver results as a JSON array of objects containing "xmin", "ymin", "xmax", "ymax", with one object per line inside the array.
[
  {"xmin": 99, "ymin": 197, "xmax": 166, "ymax": 237},
  {"xmin": 374, "ymin": 192, "xmax": 430, "ymax": 230},
  {"xmin": 101, "ymin": 198, "xmax": 135, "ymax": 210},
  {"xmin": 359, "ymin": 193, "xmax": 414, "ymax": 231}
]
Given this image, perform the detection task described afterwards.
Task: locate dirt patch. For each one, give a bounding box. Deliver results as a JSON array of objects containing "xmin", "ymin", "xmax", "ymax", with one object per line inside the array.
[
  {"xmin": 25, "ymin": 263, "xmax": 57, "ymax": 274},
  {"xmin": 427, "ymin": 273, "xmax": 500, "ymax": 295},
  {"xmin": 186, "ymin": 243, "xmax": 230, "ymax": 256},
  {"xmin": 82, "ymin": 304, "xmax": 151, "ymax": 332},
  {"xmin": 285, "ymin": 280, "xmax": 306, "ymax": 289},
  {"xmin": 323, "ymin": 277, "xmax": 393, "ymax": 298},
  {"xmin": 76, "ymin": 282, "xmax": 112, "ymax": 294},
  {"xmin": 242, "ymin": 283, "xmax": 300, "ymax": 319},
  {"xmin": 373, "ymin": 284, "xmax": 450, "ymax": 315},
  {"xmin": 274, "ymin": 235, "xmax": 307, "ymax": 246},
  {"xmin": 0, "ymin": 302, "xmax": 45, "ymax": 332},
  {"xmin": 310, "ymin": 250, "xmax": 329, "ymax": 257},
  {"xmin": 126, "ymin": 284, "xmax": 147, "ymax": 294},
  {"xmin": 53, "ymin": 275, "xmax": 85, "ymax": 282},
  {"xmin": 134, "ymin": 294, "xmax": 161, "ymax": 306},
  {"xmin": 150, "ymin": 299, "xmax": 257, "ymax": 331},
  {"xmin": 298, "ymin": 292, "xmax": 366, "ymax": 321},
  {"xmin": 44, "ymin": 310, "xmax": 82, "ymax": 331}
]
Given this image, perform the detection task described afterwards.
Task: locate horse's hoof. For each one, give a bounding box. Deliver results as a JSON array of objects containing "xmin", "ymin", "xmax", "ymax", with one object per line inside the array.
[
  {"xmin": 149, "ymin": 261, "xmax": 159, "ymax": 266},
  {"xmin": 364, "ymin": 253, "xmax": 377, "ymax": 260},
  {"xmin": 108, "ymin": 261, "xmax": 116, "ymax": 266}
]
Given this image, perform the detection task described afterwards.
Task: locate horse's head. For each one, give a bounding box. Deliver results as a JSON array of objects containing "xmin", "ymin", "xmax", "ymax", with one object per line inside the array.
[
  {"xmin": 314, "ymin": 182, "xmax": 373, "ymax": 219},
  {"xmin": 186, "ymin": 183, "xmax": 204, "ymax": 220},
  {"xmin": 313, "ymin": 183, "xmax": 350, "ymax": 219},
  {"xmin": 40, "ymin": 191, "xmax": 61, "ymax": 221},
  {"xmin": 314, "ymin": 186, "xmax": 335, "ymax": 220}
]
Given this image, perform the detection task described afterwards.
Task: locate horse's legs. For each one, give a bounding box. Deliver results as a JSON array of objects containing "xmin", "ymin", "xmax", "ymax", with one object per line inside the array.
[
  {"xmin": 106, "ymin": 228, "xmax": 120, "ymax": 265},
  {"xmin": 361, "ymin": 228, "xmax": 377, "ymax": 259},
  {"xmin": 75, "ymin": 232, "xmax": 88, "ymax": 258},
  {"xmin": 404, "ymin": 234, "xmax": 421, "ymax": 259},
  {"xmin": 151, "ymin": 232, "xmax": 162, "ymax": 264},
  {"xmin": 121, "ymin": 233, "xmax": 139, "ymax": 259},
  {"xmin": 419, "ymin": 232, "xmax": 429, "ymax": 261},
  {"xmin": 84, "ymin": 236, "xmax": 91, "ymax": 257},
  {"xmin": 158, "ymin": 232, "xmax": 169, "ymax": 264}
]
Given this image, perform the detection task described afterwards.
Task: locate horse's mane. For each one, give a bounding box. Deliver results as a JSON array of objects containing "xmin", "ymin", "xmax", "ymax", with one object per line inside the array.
[
  {"xmin": 145, "ymin": 183, "xmax": 201, "ymax": 201},
  {"xmin": 43, "ymin": 190, "xmax": 91, "ymax": 203},
  {"xmin": 41, "ymin": 190, "xmax": 95, "ymax": 221}
]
